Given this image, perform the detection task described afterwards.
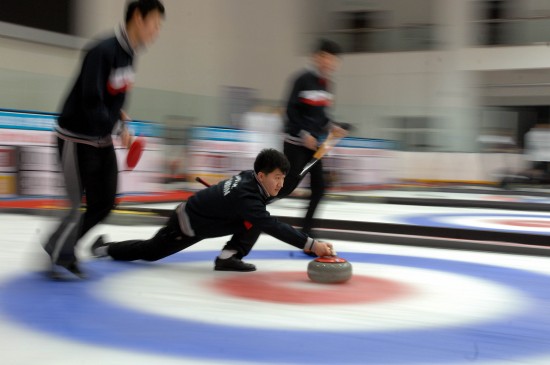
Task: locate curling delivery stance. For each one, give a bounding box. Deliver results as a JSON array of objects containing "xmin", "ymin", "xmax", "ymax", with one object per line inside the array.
[{"xmin": 91, "ymin": 149, "xmax": 335, "ymax": 271}]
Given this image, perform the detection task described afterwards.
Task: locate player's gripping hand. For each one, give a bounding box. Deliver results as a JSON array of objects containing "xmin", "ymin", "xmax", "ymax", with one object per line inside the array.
[
  {"xmin": 331, "ymin": 125, "xmax": 348, "ymax": 139},
  {"xmin": 119, "ymin": 110, "xmax": 133, "ymax": 148},
  {"xmin": 303, "ymin": 134, "xmax": 319, "ymax": 151},
  {"xmin": 306, "ymin": 240, "xmax": 335, "ymax": 257},
  {"xmin": 120, "ymin": 128, "xmax": 133, "ymax": 149}
]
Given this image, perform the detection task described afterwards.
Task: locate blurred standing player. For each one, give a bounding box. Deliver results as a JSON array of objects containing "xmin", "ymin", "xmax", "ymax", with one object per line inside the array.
[
  {"xmin": 278, "ymin": 39, "xmax": 348, "ymax": 237},
  {"xmin": 43, "ymin": 0, "xmax": 165, "ymax": 279}
]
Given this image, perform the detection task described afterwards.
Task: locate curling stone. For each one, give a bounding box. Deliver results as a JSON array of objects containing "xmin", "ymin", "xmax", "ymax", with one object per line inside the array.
[{"xmin": 307, "ymin": 256, "xmax": 352, "ymax": 284}]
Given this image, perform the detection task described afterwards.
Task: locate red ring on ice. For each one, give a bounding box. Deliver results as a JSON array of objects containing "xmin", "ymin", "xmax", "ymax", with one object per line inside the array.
[
  {"xmin": 490, "ymin": 219, "xmax": 550, "ymax": 228},
  {"xmin": 210, "ymin": 271, "xmax": 414, "ymax": 304}
]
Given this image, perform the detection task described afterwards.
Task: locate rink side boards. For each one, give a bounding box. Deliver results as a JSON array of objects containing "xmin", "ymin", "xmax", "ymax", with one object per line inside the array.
[
  {"xmin": 0, "ymin": 109, "xmax": 163, "ymax": 198},
  {"xmin": 186, "ymin": 126, "xmax": 399, "ymax": 188}
]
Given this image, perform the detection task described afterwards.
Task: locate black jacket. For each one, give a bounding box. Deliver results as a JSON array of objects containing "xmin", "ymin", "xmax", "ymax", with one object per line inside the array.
[
  {"xmin": 185, "ymin": 170, "xmax": 310, "ymax": 249},
  {"xmin": 58, "ymin": 27, "xmax": 134, "ymax": 138},
  {"xmin": 284, "ymin": 68, "xmax": 333, "ymax": 142}
]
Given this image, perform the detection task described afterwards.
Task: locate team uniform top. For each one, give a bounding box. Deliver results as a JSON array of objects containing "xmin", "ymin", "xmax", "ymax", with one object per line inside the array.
[
  {"xmin": 284, "ymin": 67, "xmax": 334, "ymax": 145},
  {"xmin": 56, "ymin": 26, "xmax": 135, "ymax": 145},
  {"xmin": 182, "ymin": 170, "xmax": 314, "ymax": 250}
]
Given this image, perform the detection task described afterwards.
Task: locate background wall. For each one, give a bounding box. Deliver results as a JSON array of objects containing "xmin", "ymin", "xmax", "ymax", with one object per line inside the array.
[
  {"xmin": 0, "ymin": 0, "xmax": 320, "ymax": 127},
  {"xmin": 1, "ymin": 0, "xmax": 550, "ymax": 157}
]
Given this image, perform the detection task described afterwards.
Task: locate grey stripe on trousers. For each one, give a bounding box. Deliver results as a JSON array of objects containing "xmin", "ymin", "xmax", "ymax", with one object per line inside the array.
[{"xmin": 48, "ymin": 140, "xmax": 84, "ymax": 265}]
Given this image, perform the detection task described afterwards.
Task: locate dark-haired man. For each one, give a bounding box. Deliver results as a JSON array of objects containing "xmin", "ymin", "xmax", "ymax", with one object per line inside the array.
[
  {"xmin": 43, "ymin": 0, "xmax": 165, "ymax": 279},
  {"xmin": 278, "ymin": 39, "xmax": 348, "ymax": 237},
  {"xmin": 91, "ymin": 149, "xmax": 336, "ymax": 271}
]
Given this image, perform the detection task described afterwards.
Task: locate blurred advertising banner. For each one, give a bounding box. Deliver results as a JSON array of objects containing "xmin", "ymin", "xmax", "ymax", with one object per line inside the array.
[
  {"xmin": 525, "ymin": 126, "xmax": 550, "ymax": 162},
  {"xmin": 0, "ymin": 109, "xmax": 163, "ymax": 197},
  {"xmin": 0, "ymin": 145, "xmax": 18, "ymax": 196},
  {"xmin": 187, "ymin": 127, "xmax": 257, "ymax": 184},
  {"xmin": 326, "ymin": 137, "xmax": 399, "ymax": 188},
  {"xmin": 186, "ymin": 126, "xmax": 398, "ymax": 189}
]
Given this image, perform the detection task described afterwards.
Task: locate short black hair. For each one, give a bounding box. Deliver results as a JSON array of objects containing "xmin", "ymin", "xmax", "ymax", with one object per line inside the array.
[
  {"xmin": 126, "ymin": 0, "xmax": 165, "ymax": 24},
  {"xmin": 315, "ymin": 38, "xmax": 342, "ymax": 56},
  {"xmin": 254, "ymin": 149, "xmax": 290, "ymax": 175}
]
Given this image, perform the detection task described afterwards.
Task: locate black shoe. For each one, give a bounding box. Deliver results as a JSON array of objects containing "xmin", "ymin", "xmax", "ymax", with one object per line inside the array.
[
  {"xmin": 47, "ymin": 261, "xmax": 87, "ymax": 280},
  {"xmin": 214, "ymin": 256, "xmax": 256, "ymax": 272},
  {"xmin": 66, "ymin": 262, "xmax": 87, "ymax": 279},
  {"xmin": 91, "ymin": 235, "xmax": 109, "ymax": 258}
]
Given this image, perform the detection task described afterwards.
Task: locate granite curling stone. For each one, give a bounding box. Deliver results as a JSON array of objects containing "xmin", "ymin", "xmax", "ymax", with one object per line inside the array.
[{"xmin": 307, "ymin": 256, "xmax": 352, "ymax": 283}]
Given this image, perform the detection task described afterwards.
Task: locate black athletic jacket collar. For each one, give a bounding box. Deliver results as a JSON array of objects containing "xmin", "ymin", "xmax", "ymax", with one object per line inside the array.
[
  {"xmin": 253, "ymin": 172, "xmax": 270, "ymax": 200},
  {"xmin": 115, "ymin": 24, "xmax": 135, "ymax": 56}
]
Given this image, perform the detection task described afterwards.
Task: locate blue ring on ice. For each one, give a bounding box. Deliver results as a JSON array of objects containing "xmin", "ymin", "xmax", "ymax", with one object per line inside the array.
[
  {"xmin": 400, "ymin": 212, "xmax": 550, "ymax": 235},
  {"xmin": 1, "ymin": 250, "xmax": 550, "ymax": 364}
]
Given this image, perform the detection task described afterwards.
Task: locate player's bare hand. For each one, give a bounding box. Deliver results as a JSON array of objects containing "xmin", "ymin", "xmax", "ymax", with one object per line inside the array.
[
  {"xmin": 303, "ymin": 134, "xmax": 318, "ymax": 151},
  {"xmin": 120, "ymin": 110, "xmax": 131, "ymax": 122},
  {"xmin": 311, "ymin": 241, "xmax": 335, "ymax": 257},
  {"xmin": 120, "ymin": 128, "xmax": 133, "ymax": 149},
  {"xmin": 331, "ymin": 125, "xmax": 348, "ymax": 139}
]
